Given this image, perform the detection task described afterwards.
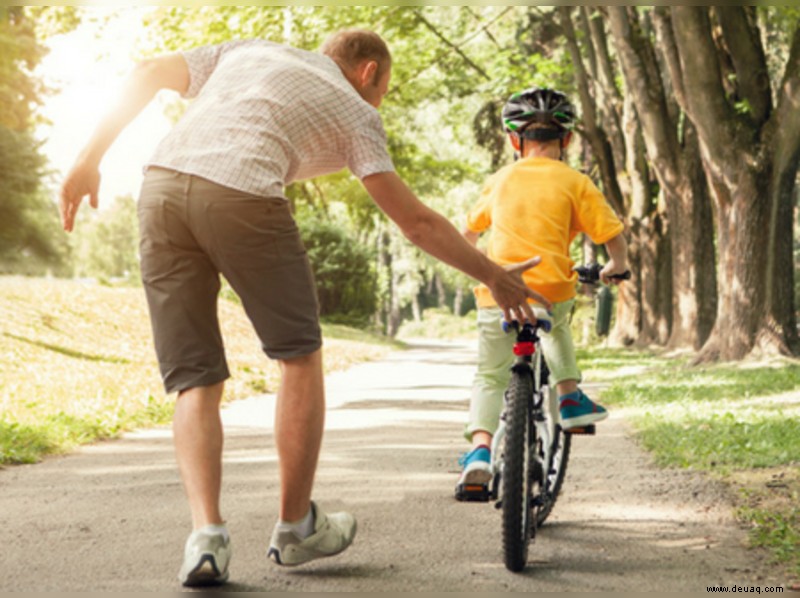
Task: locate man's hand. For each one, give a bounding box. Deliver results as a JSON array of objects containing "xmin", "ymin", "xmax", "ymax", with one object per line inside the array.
[
  {"xmin": 60, "ymin": 162, "xmax": 100, "ymax": 232},
  {"xmin": 489, "ymin": 256, "xmax": 552, "ymax": 322}
]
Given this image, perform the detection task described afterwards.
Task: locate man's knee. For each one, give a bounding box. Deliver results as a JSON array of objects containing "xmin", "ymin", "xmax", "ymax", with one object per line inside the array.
[{"xmin": 279, "ymin": 348, "xmax": 322, "ymax": 371}]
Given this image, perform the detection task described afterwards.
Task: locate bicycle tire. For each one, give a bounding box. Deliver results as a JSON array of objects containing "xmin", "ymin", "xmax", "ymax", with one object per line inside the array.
[
  {"xmin": 536, "ymin": 425, "xmax": 571, "ymax": 526},
  {"xmin": 501, "ymin": 370, "xmax": 539, "ymax": 572}
]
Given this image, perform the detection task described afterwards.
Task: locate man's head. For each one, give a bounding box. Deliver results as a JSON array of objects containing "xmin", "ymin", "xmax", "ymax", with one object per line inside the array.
[
  {"xmin": 321, "ymin": 29, "xmax": 392, "ymax": 108},
  {"xmin": 502, "ymin": 87, "xmax": 576, "ymax": 158}
]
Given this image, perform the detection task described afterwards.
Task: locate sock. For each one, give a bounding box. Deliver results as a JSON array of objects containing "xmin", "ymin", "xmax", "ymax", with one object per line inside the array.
[
  {"xmin": 276, "ymin": 507, "xmax": 315, "ymax": 540},
  {"xmin": 197, "ymin": 523, "xmax": 230, "ymax": 543}
]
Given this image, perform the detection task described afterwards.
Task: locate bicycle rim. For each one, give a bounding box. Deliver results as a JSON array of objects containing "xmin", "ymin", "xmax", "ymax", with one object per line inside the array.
[{"xmin": 501, "ymin": 371, "xmax": 536, "ymax": 572}]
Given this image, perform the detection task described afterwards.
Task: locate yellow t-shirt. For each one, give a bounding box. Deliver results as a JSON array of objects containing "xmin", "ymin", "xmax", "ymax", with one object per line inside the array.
[{"xmin": 467, "ymin": 157, "xmax": 624, "ymax": 307}]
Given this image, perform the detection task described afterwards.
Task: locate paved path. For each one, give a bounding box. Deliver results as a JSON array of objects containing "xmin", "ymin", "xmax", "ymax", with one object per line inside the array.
[{"xmin": 0, "ymin": 340, "xmax": 783, "ymax": 591}]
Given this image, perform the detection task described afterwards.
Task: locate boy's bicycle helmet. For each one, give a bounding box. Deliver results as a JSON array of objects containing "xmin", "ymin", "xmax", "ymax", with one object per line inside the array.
[{"xmin": 502, "ymin": 87, "xmax": 576, "ymax": 141}]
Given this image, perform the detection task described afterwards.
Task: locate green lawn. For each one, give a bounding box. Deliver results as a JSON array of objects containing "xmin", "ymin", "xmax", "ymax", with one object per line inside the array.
[
  {"xmin": 0, "ymin": 276, "xmax": 401, "ymax": 465},
  {"xmin": 590, "ymin": 347, "xmax": 800, "ymax": 578}
]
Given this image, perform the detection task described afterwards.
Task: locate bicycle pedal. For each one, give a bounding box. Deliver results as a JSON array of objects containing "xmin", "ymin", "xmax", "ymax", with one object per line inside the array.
[
  {"xmin": 566, "ymin": 424, "xmax": 596, "ymax": 435},
  {"xmin": 455, "ymin": 483, "xmax": 492, "ymax": 502}
]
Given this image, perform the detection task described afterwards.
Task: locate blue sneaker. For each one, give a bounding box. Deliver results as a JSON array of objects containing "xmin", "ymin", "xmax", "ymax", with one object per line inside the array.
[
  {"xmin": 454, "ymin": 445, "xmax": 492, "ymax": 501},
  {"xmin": 559, "ymin": 390, "xmax": 609, "ymax": 430}
]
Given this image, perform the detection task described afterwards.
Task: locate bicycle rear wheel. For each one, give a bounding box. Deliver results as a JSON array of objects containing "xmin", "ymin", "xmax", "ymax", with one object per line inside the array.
[{"xmin": 501, "ymin": 370, "xmax": 541, "ymax": 572}]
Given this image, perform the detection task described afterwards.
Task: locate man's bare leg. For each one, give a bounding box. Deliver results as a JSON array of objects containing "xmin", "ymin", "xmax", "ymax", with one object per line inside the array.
[
  {"xmin": 173, "ymin": 381, "xmax": 226, "ymax": 529},
  {"xmin": 275, "ymin": 348, "xmax": 325, "ymax": 522}
]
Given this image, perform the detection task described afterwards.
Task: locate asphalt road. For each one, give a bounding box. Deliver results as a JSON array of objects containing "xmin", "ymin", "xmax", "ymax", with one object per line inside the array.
[{"xmin": 0, "ymin": 339, "xmax": 785, "ymax": 591}]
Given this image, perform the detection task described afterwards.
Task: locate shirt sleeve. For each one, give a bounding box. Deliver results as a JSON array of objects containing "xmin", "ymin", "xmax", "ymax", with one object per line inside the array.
[
  {"xmin": 347, "ymin": 111, "xmax": 395, "ymax": 179},
  {"xmin": 180, "ymin": 40, "xmax": 259, "ymax": 99},
  {"xmin": 466, "ymin": 175, "xmax": 496, "ymax": 233},
  {"xmin": 572, "ymin": 174, "xmax": 625, "ymax": 244}
]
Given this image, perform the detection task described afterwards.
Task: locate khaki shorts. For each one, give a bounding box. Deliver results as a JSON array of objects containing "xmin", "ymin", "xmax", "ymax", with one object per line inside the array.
[{"xmin": 137, "ymin": 168, "xmax": 321, "ymax": 394}]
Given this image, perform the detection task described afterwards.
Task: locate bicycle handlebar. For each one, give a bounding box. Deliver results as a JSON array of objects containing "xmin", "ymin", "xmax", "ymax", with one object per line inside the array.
[
  {"xmin": 503, "ymin": 318, "xmax": 552, "ymax": 334},
  {"xmin": 573, "ymin": 263, "xmax": 631, "ymax": 285}
]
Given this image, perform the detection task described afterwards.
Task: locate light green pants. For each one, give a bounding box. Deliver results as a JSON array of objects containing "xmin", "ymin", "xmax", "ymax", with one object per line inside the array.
[{"xmin": 465, "ymin": 301, "xmax": 580, "ymax": 441}]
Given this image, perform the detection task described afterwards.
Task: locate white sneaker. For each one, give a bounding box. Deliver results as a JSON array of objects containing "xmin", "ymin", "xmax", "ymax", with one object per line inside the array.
[
  {"xmin": 178, "ymin": 527, "xmax": 231, "ymax": 587},
  {"xmin": 267, "ymin": 502, "xmax": 356, "ymax": 566}
]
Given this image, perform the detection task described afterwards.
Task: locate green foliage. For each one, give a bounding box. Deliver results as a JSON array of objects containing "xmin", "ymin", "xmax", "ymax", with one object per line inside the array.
[
  {"xmin": 0, "ymin": 7, "xmax": 48, "ymax": 131},
  {"xmin": 26, "ymin": 6, "xmax": 81, "ymax": 39},
  {"xmin": 71, "ymin": 195, "xmax": 140, "ymax": 284},
  {"xmin": 0, "ymin": 8, "xmax": 74, "ymax": 275},
  {"xmin": 738, "ymin": 504, "xmax": 800, "ymax": 575},
  {"xmin": 0, "ymin": 126, "xmax": 70, "ymax": 273},
  {"xmin": 297, "ymin": 211, "xmax": 378, "ymax": 326}
]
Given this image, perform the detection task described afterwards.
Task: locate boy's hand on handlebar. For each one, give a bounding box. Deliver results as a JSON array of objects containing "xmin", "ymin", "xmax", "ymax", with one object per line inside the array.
[
  {"xmin": 489, "ymin": 256, "xmax": 552, "ymax": 323},
  {"xmin": 600, "ymin": 260, "xmax": 629, "ymax": 285}
]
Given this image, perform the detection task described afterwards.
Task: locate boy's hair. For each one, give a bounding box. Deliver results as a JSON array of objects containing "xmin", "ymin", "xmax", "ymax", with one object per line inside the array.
[
  {"xmin": 321, "ymin": 29, "xmax": 392, "ymax": 80},
  {"xmin": 521, "ymin": 123, "xmax": 565, "ymax": 148}
]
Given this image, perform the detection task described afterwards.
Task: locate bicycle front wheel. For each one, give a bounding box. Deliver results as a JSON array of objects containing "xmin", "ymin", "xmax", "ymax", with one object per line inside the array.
[{"xmin": 501, "ymin": 370, "xmax": 540, "ymax": 572}]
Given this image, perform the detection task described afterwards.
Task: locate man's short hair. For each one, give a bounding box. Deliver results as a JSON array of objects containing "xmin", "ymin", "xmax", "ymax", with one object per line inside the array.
[{"xmin": 321, "ymin": 29, "xmax": 392, "ymax": 80}]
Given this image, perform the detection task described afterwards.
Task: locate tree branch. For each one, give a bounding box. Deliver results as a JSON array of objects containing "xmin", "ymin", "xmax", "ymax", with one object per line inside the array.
[
  {"xmin": 714, "ymin": 6, "xmax": 772, "ymax": 126},
  {"xmin": 670, "ymin": 7, "xmax": 740, "ymax": 153},
  {"xmin": 771, "ymin": 26, "xmax": 800, "ymax": 176},
  {"xmin": 577, "ymin": 7, "xmax": 598, "ymax": 79},
  {"xmin": 607, "ymin": 7, "xmax": 678, "ymax": 181},
  {"xmin": 583, "ymin": 6, "xmax": 625, "ymax": 160},
  {"xmin": 652, "ymin": 8, "xmax": 688, "ymax": 116},
  {"xmin": 559, "ymin": 6, "xmax": 625, "ymax": 215},
  {"xmin": 391, "ymin": 7, "xmax": 512, "ymax": 93},
  {"xmin": 413, "ymin": 9, "xmax": 490, "ymax": 80},
  {"xmin": 558, "ymin": 7, "xmax": 597, "ymax": 131}
]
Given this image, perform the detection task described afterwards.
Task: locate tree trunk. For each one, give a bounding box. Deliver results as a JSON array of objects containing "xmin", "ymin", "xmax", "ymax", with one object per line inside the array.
[
  {"xmin": 610, "ymin": 93, "xmax": 653, "ymax": 346},
  {"xmin": 434, "ymin": 274, "xmax": 447, "ymax": 309},
  {"xmin": 669, "ymin": 7, "xmax": 800, "ymax": 360},
  {"xmin": 453, "ymin": 286, "xmax": 464, "ymax": 317},
  {"xmin": 608, "ymin": 6, "xmax": 717, "ymax": 350}
]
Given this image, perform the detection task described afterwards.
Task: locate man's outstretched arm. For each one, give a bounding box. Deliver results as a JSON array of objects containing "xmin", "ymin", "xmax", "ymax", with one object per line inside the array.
[
  {"xmin": 60, "ymin": 53, "xmax": 189, "ymax": 232},
  {"xmin": 362, "ymin": 171, "xmax": 550, "ymax": 322}
]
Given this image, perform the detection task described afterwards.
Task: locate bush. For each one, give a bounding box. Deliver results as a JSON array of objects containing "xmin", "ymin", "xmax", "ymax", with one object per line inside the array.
[{"xmin": 298, "ymin": 217, "xmax": 377, "ymax": 326}]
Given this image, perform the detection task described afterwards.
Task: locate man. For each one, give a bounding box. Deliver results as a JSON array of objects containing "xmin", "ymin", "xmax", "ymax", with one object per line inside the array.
[{"xmin": 60, "ymin": 29, "xmax": 549, "ymax": 587}]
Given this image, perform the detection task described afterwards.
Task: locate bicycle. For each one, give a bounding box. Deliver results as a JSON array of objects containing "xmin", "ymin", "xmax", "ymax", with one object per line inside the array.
[{"xmin": 456, "ymin": 263, "xmax": 629, "ymax": 572}]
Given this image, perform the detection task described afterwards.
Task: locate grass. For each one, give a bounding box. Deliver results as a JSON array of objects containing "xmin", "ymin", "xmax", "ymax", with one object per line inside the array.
[
  {"xmin": 0, "ymin": 276, "xmax": 401, "ymax": 465},
  {"xmin": 593, "ymin": 348, "xmax": 800, "ymax": 578}
]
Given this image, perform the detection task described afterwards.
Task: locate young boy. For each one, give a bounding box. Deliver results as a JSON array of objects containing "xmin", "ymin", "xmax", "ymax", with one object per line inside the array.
[{"xmin": 455, "ymin": 87, "xmax": 628, "ymax": 498}]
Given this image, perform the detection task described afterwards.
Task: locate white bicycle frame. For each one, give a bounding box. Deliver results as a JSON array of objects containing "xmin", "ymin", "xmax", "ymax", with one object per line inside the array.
[{"xmin": 490, "ymin": 332, "xmax": 561, "ymax": 484}]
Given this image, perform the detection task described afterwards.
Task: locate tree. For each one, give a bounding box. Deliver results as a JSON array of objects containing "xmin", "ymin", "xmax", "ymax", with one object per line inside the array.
[
  {"xmin": 71, "ymin": 195, "xmax": 139, "ymax": 282},
  {"xmin": 605, "ymin": 7, "xmax": 718, "ymax": 350},
  {"xmin": 663, "ymin": 7, "xmax": 799, "ymax": 360},
  {"xmin": 0, "ymin": 7, "xmax": 71, "ymax": 274}
]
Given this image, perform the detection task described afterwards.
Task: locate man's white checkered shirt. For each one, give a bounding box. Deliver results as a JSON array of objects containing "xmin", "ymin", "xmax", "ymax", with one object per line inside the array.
[{"xmin": 146, "ymin": 39, "xmax": 395, "ymax": 199}]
